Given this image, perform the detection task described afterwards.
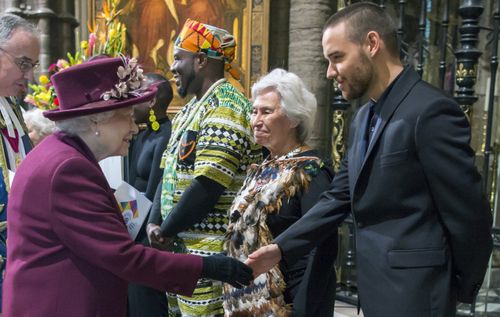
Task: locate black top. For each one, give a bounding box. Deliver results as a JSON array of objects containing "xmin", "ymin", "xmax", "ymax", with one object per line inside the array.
[{"xmin": 127, "ymin": 119, "xmax": 171, "ymax": 201}]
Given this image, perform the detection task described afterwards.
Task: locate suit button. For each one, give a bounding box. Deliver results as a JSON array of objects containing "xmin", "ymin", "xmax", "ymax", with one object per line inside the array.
[{"xmin": 357, "ymin": 222, "xmax": 363, "ymax": 228}]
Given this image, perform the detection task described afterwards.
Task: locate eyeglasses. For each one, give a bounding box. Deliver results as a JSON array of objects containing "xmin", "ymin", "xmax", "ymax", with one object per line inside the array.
[{"xmin": 0, "ymin": 47, "xmax": 39, "ymax": 73}]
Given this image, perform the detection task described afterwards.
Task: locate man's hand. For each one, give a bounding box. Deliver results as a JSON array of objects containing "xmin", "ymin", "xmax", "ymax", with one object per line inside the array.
[
  {"xmin": 245, "ymin": 244, "xmax": 282, "ymax": 277},
  {"xmin": 146, "ymin": 223, "xmax": 174, "ymax": 250}
]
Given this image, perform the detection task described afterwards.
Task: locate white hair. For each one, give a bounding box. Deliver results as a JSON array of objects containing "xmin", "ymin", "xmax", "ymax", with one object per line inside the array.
[
  {"xmin": 23, "ymin": 108, "xmax": 55, "ymax": 138},
  {"xmin": 54, "ymin": 110, "xmax": 116, "ymax": 136},
  {"xmin": 251, "ymin": 68, "xmax": 317, "ymax": 143}
]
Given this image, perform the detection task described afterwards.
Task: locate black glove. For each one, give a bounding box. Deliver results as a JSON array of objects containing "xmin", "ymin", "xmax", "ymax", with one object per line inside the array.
[{"xmin": 201, "ymin": 254, "xmax": 253, "ymax": 289}]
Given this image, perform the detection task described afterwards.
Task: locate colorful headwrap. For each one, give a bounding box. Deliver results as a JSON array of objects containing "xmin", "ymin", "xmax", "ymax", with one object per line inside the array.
[{"xmin": 175, "ymin": 18, "xmax": 240, "ymax": 80}]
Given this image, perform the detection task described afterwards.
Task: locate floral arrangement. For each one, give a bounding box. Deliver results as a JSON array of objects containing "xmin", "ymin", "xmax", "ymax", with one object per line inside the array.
[
  {"xmin": 86, "ymin": 0, "xmax": 127, "ymax": 58},
  {"xmin": 25, "ymin": 0, "xmax": 127, "ymax": 110},
  {"xmin": 23, "ymin": 74, "xmax": 58, "ymax": 110}
]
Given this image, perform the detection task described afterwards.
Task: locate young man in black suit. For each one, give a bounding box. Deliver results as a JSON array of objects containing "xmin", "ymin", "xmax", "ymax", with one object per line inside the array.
[{"xmin": 246, "ymin": 3, "xmax": 493, "ymax": 317}]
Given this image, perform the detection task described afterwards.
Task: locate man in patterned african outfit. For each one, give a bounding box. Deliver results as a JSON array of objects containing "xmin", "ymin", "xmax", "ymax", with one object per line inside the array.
[{"xmin": 147, "ymin": 19, "xmax": 261, "ymax": 317}]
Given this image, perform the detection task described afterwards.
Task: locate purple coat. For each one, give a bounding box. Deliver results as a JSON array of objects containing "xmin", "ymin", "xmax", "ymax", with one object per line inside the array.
[{"xmin": 3, "ymin": 132, "xmax": 202, "ymax": 317}]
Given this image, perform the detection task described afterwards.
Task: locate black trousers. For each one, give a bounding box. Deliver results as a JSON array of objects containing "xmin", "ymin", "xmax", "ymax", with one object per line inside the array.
[{"xmin": 127, "ymin": 224, "xmax": 168, "ymax": 317}]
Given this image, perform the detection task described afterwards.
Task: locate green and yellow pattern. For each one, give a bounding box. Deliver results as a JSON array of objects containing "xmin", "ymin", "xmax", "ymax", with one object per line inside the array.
[{"xmin": 161, "ymin": 79, "xmax": 261, "ymax": 317}]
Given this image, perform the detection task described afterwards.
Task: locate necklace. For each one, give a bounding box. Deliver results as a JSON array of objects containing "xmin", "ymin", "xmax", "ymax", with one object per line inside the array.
[{"xmin": 268, "ymin": 145, "xmax": 305, "ymax": 161}]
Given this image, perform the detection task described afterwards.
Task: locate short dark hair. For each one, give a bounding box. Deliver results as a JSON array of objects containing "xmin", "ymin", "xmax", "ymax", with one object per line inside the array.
[
  {"xmin": 145, "ymin": 73, "xmax": 173, "ymax": 112},
  {"xmin": 323, "ymin": 2, "xmax": 399, "ymax": 57}
]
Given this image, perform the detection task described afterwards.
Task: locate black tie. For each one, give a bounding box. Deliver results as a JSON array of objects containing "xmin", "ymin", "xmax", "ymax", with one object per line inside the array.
[
  {"xmin": 365, "ymin": 101, "xmax": 378, "ymax": 147},
  {"xmin": 368, "ymin": 104, "xmax": 379, "ymax": 144},
  {"xmin": 359, "ymin": 101, "xmax": 375, "ymax": 160}
]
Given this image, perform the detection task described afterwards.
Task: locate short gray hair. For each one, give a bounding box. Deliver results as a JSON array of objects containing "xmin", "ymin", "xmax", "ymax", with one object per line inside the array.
[
  {"xmin": 0, "ymin": 13, "xmax": 39, "ymax": 46},
  {"xmin": 55, "ymin": 111, "xmax": 116, "ymax": 136},
  {"xmin": 251, "ymin": 68, "xmax": 317, "ymax": 143}
]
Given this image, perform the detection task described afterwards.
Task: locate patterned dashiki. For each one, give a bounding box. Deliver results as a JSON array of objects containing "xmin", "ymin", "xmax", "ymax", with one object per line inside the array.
[
  {"xmin": 160, "ymin": 79, "xmax": 261, "ymax": 317},
  {"xmin": 223, "ymin": 153, "xmax": 324, "ymax": 317}
]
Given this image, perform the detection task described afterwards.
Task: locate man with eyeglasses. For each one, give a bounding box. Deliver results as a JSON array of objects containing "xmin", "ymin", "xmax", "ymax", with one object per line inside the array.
[
  {"xmin": 0, "ymin": 13, "xmax": 40, "ymax": 313},
  {"xmin": 0, "ymin": 47, "xmax": 39, "ymax": 74}
]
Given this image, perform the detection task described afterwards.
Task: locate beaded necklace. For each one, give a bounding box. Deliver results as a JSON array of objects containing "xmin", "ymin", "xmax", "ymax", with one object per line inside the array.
[{"xmin": 265, "ymin": 144, "xmax": 307, "ymax": 162}]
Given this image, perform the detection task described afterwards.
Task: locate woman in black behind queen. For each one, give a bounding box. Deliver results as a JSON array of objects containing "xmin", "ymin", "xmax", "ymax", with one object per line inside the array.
[
  {"xmin": 126, "ymin": 73, "xmax": 172, "ymax": 202},
  {"xmin": 126, "ymin": 73, "xmax": 173, "ymax": 317}
]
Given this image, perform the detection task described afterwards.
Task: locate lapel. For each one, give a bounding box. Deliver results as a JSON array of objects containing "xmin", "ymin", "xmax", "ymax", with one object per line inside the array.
[{"xmin": 350, "ymin": 66, "xmax": 421, "ymax": 188}]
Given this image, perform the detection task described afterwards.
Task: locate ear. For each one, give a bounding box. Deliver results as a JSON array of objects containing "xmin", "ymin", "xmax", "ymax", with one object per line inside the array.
[
  {"xmin": 365, "ymin": 31, "xmax": 381, "ymax": 57},
  {"xmin": 89, "ymin": 119, "xmax": 99, "ymax": 134},
  {"xmin": 195, "ymin": 52, "xmax": 209, "ymax": 68},
  {"xmin": 289, "ymin": 118, "xmax": 299, "ymax": 129}
]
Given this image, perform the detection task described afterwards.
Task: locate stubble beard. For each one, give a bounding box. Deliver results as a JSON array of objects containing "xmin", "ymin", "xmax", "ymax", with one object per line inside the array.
[
  {"xmin": 345, "ymin": 52, "xmax": 374, "ymax": 101},
  {"xmin": 177, "ymin": 63, "xmax": 196, "ymax": 98}
]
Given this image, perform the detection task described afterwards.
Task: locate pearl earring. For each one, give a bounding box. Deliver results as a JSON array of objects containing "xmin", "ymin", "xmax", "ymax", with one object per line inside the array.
[{"xmin": 95, "ymin": 131, "xmax": 100, "ymax": 136}]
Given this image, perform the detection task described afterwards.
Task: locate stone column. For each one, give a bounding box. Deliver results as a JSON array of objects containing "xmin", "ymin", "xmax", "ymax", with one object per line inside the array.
[
  {"xmin": 19, "ymin": 1, "xmax": 77, "ymax": 73},
  {"xmin": 26, "ymin": 0, "xmax": 56, "ymax": 73},
  {"xmin": 56, "ymin": 1, "xmax": 78, "ymax": 59},
  {"xmin": 2, "ymin": 1, "xmax": 22, "ymax": 14},
  {"xmin": 268, "ymin": 0, "xmax": 290, "ymax": 70},
  {"xmin": 288, "ymin": 0, "xmax": 333, "ymax": 157}
]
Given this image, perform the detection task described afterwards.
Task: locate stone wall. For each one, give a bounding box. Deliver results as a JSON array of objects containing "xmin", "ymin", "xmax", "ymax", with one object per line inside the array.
[{"xmin": 288, "ymin": 0, "xmax": 335, "ymax": 157}]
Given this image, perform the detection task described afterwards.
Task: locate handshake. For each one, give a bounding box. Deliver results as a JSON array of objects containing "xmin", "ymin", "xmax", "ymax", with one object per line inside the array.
[{"xmin": 147, "ymin": 224, "xmax": 254, "ymax": 289}]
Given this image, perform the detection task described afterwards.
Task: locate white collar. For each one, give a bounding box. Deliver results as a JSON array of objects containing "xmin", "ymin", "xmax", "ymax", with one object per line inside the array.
[{"xmin": 0, "ymin": 97, "xmax": 25, "ymax": 138}]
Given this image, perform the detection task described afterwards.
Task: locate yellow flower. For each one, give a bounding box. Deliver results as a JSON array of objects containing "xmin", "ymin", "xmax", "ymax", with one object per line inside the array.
[
  {"xmin": 39, "ymin": 75, "xmax": 49, "ymax": 85},
  {"xmin": 81, "ymin": 40, "xmax": 88, "ymax": 50},
  {"xmin": 38, "ymin": 91, "xmax": 52, "ymax": 102},
  {"xmin": 98, "ymin": 32, "xmax": 106, "ymax": 46}
]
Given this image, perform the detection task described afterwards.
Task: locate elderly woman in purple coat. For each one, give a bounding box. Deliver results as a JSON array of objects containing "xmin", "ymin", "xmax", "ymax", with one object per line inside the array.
[{"xmin": 2, "ymin": 56, "xmax": 252, "ymax": 317}]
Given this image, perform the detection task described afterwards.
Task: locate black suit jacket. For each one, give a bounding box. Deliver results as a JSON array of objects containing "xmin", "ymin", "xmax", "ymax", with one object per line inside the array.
[{"xmin": 274, "ymin": 66, "xmax": 492, "ymax": 317}]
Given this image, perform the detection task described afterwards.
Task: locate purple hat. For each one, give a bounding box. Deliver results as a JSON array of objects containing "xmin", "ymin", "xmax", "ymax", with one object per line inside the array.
[{"xmin": 43, "ymin": 57, "xmax": 157, "ymax": 121}]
